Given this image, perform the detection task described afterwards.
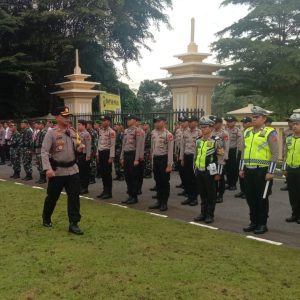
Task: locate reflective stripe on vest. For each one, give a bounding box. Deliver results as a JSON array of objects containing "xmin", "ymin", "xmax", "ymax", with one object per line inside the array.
[
  {"xmin": 195, "ymin": 139, "xmax": 215, "ymax": 169},
  {"xmin": 286, "ymin": 136, "xmax": 300, "ymax": 167},
  {"xmin": 243, "ymin": 127, "xmax": 274, "ymax": 167}
]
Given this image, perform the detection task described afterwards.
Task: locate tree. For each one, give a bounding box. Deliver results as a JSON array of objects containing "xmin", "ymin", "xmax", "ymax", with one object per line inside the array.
[
  {"xmin": 212, "ymin": 0, "xmax": 300, "ymax": 119},
  {"xmin": 137, "ymin": 80, "xmax": 172, "ymax": 112},
  {"xmin": 0, "ymin": 0, "xmax": 172, "ymax": 118}
]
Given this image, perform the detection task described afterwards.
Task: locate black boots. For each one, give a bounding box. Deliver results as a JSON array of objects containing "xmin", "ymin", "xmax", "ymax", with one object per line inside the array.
[
  {"xmin": 10, "ymin": 173, "xmax": 20, "ymax": 179},
  {"xmin": 69, "ymin": 223, "xmax": 84, "ymax": 235},
  {"xmin": 36, "ymin": 174, "xmax": 47, "ymax": 184},
  {"xmin": 22, "ymin": 173, "xmax": 33, "ymax": 181}
]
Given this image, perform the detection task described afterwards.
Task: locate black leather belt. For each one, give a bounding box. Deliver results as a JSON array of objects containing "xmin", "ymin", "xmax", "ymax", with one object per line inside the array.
[{"xmin": 50, "ymin": 158, "xmax": 76, "ymax": 170}]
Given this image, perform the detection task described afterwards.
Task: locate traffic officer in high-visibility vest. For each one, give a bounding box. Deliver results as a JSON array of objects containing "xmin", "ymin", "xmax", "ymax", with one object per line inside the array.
[
  {"xmin": 193, "ymin": 116, "xmax": 225, "ymax": 224},
  {"xmin": 283, "ymin": 113, "xmax": 300, "ymax": 224},
  {"xmin": 239, "ymin": 106, "xmax": 279, "ymax": 234}
]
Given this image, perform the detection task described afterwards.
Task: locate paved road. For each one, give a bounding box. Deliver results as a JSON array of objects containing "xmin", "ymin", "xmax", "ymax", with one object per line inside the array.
[{"xmin": 1, "ymin": 163, "xmax": 299, "ymax": 248}]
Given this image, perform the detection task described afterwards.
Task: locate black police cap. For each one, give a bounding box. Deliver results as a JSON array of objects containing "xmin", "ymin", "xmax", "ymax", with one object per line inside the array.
[
  {"xmin": 52, "ymin": 106, "xmax": 71, "ymax": 117},
  {"xmin": 125, "ymin": 114, "xmax": 139, "ymax": 121},
  {"xmin": 225, "ymin": 115, "xmax": 237, "ymax": 122},
  {"xmin": 153, "ymin": 115, "xmax": 167, "ymax": 122},
  {"xmin": 240, "ymin": 117, "xmax": 252, "ymax": 123},
  {"xmin": 188, "ymin": 116, "xmax": 199, "ymax": 122},
  {"xmin": 100, "ymin": 115, "xmax": 112, "ymax": 122}
]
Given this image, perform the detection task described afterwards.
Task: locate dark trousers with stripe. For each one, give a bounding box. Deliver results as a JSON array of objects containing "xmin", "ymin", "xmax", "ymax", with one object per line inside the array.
[
  {"xmin": 287, "ymin": 167, "xmax": 300, "ymax": 218},
  {"xmin": 184, "ymin": 154, "xmax": 197, "ymax": 200},
  {"xmin": 124, "ymin": 151, "xmax": 140, "ymax": 198},
  {"xmin": 244, "ymin": 167, "xmax": 272, "ymax": 226},
  {"xmin": 99, "ymin": 150, "xmax": 112, "ymax": 194}
]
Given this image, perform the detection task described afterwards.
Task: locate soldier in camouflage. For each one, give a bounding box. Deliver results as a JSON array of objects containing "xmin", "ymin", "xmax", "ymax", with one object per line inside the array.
[
  {"xmin": 20, "ymin": 120, "xmax": 33, "ymax": 180},
  {"xmin": 34, "ymin": 121, "xmax": 48, "ymax": 184},
  {"xmin": 87, "ymin": 121, "xmax": 98, "ymax": 184},
  {"xmin": 142, "ymin": 121, "xmax": 152, "ymax": 178},
  {"xmin": 113, "ymin": 123, "xmax": 124, "ymax": 181},
  {"xmin": 9, "ymin": 123, "xmax": 22, "ymax": 179}
]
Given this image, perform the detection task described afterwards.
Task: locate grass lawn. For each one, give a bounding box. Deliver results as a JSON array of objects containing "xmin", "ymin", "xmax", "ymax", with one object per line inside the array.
[{"xmin": 0, "ymin": 181, "xmax": 299, "ymax": 300}]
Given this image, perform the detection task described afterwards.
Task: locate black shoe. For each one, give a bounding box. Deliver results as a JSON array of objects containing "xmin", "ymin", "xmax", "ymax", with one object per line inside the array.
[
  {"xmin": 97, "ymin": 192, "xmax": 105, "ymax": 198},
  {"xmin": 181, "ymin": 198, "xmax": 191, "ymax": 205},
  {"xmin": 152, "ymin": 195, "xmax": 158, "ymax": 199},
  {"xmin": 178, "ymin": 191, "xmax": 187, "ymax": 196},
  {"xmin": 243, "ymin": 223, "xmax": 257, "ymax": 232},
  {"xmin": 89, "ymin": 179, "xmax": 96, "ymax": 184},
  {"xmin": 113, "ymin": 176, "xmax": 120, "ymax": 181},
  {"xmin": 23, "ymin": 174, "xmax": 33, "ymax": 181},
  {"xmin": 286, "ymin": 216, "xmax": 298, "ymax": 223},
  {"xmin": 280, "ymin": 185, "xmax": 288, "ymax": 191},
  {"xmin": 216, "ymin": 197, "xmax": 223, "ymax": 203},
  {"xmin": 10, "ymin": 174, "xmax": 16, "ymax": 178},
  {"xmin": 121, "ymin": 196, "xmax": 132, "ymax": 204},
  {"xmin": 69, "ymin": 223, "xmax": 84, "ymax": 235},
  {"xmin": 159, "ymin": 203, "xmax": 168, "ymax": 211},
  {"xmin": 12, "ymin": 174, "xmax": 20, "ymax": 179},
  {"xmin": 127, "ymin": 197, "xmax": 138, "ymax": 205},
  {"xmin": 189, "ymin": 200, "xmax": 198, "ymax": 206},
  {"xmin": 204, "ymin": 216, "xmax": 214, "ymax": 224},
  {"xmin": 43, "ymin": 221, "xmax": 52, "ymax": 227},
  {"xmin": 137, "ymin": 189, "xmax": 142, "ymax": 195},
  {"xmin": 149, "ymin": 186, "xmax": 157, "ymax": 191},
  {"xmin": 101, "ymin": 193, "xmax": 112, "ymax": 200},
  {"xmin": 149, "ymin": 202, "xmax": 161, "ymax": 209},
  {"xmin": 194, "ymin": 214, "xmax": 205, "ymax": 222},
  {"xmin": 241, "ymin": 194, "xmax": 246, "ymax": 199},
  {"xmin": 254, "ymin": 225, "xmax": 268, "ymax": 234},
  {"xmin": 234, "ymin": 192, "xmax": 244, "ymax": 198},
  {"xmin": 176, "ymin": 184, "xmax": 184, "ymax": 189}
]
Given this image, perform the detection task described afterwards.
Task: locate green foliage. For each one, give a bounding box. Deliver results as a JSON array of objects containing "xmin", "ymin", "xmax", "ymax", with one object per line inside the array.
[
  {"xmin": 137, "ymin": 80, "xmax": 172, "ymax": 112},
  {"xmin": 212, "ymin": 0, "xmax": 300, "ymax": 119},
  {"xmin": 0, "ymin": 0, "xmax": 172, "ymax": 118}
]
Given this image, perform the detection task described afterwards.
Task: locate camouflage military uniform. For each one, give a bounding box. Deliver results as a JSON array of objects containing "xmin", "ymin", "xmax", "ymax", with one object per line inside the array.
[
  {"xmin": 114, "ymin": 131, "xmax": 124, "ymax": 180},
  {"xmin": 88, "ymin": 128, "xmax": 98, "ymax": 183},
  {"xmin": 35, "ymin": 128, "xmax": 47, "ymax": 182},
  {"xmin": 143, "ymin": 130, "xmax": 152, "ymax": 178},
  {"xmin": 21, "ymin": 127, "xmax": 33, "ymax": 178},
  {"xmin": 9, "ymin": 131, "xmax": 22, "ymax": 177}
]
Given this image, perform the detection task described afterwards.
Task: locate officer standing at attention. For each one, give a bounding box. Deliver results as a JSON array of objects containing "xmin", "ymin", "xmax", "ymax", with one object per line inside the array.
[
  {"xmin": 225, "ymin": 116, "xmax": 242, "ymax": 190},
  {"xmin": 77, "ymin": 120, "xmax": 92, "ymax": 195},
  {"xmin": 281, "ymin": 118, "xmax": 294, "ymax": 191},
  {"xmin": 9, "ymin": 122, "xmax": 22, "ymax": 179},
  {"xmin": 113, "ymin": 123, "xmax": 124, "ymax": 181},
  {"xmin": 142, "ymin": 121, "xmax": 152, "ymax": 178},
  {"xmin": 176, "ymin": 117, "xmax": 187, "ymax": 192},
  {"xmin": 87, "ymin": 121, "xmax": 98, "ymax": 184},
  {"xmin": 149, "ymin": 116, "xmax": 174, "ymax": 212},
  {"xmin": 20, "ymin": 120, "xmax": 33, "ymax": 181},
  {"xmin": 41, "ymin": 106, "xmax": 84, "ymax": 235},
  {"xmin": 120, "ymin": 115, "xmax": 144, "ymax": 205},
  {"xmin": 239, "ymin": 106, "xmax": 278, "ymax": 234},
  {"xmin": 180, "ymin": 116, "xmax": 202, "ymax": 206},
  {"xmin": 283, "ymin": 113, "xmax": 300, "ymax": 224},
  {"xmin": 211, "ymin": 116, "xmax": 229, "ymax": 203},
  {"xmin": 235, "ymin": 117, "xmax": 252, "ymax": 199},
  {"xmin": 96, "ymin": 115, "xmax": 116, "ymax": 200},
  {"xmin": 34, "ymin": 121, "xmax": 48, "ymax": 184},
  {"xmin": 193, "ymin": 117, "xmax": 224, "ymax": 224}
]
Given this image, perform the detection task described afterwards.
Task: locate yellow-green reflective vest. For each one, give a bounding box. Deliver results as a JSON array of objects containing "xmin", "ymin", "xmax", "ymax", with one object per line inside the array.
[
  {"xmin": 286, "ymin": 136, "xmax": 300, "ymax": 167},
  {"xmin": 243, "ymin": 127, "xmax": 274, "ymax": 167},
  {"xmin": 195, "ymin": 139, "xmax": 216, "ymax": 169}
]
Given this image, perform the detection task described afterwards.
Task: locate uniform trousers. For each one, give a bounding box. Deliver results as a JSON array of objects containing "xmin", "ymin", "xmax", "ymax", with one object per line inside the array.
[
  {"xmin": 196, "ymin": 170, "xmax": 217, "ymax": 217},
  {"xmin": 184, "ymin": 154, "xmax": 197, "ymax": 200},
  {"xmin": 77, "ymin": 153, "xmax": 90, "ymax": 190},
  {"xmin": 244, "ymin": 167, "xmax": 272, "ymax": 226},
  {"xmin": 98, "ymin": 149, "xmax": 112, "ymax": 194},
  {"xmin": 216, "ymin": 165, "xmax": 226, "ymax": 197},
  {"xmin": 226, "ymin": 147, "xmax": 239, "ymax": 187},
  {"xmin": 42, "ymin": 173, "xmax": 81, "ymax": 223},
  {"xmin": 153, "ymin": 155, "xmax": 170, "ymax": 204},
  {"xmin": 124, "ymin": 151, "xmax": 140, "ymax": 198},
  {"xmin": 286, "ymin": 167, "xmax": 300, "ymax": 218}
]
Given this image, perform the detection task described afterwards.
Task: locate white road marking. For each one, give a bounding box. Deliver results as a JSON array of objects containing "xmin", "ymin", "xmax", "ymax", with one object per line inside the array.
[
  {"xmin": 109, "ymin": 203, "xmax": 128, "ymax": 209},
  {"xmin": 0, "ymin": 179, "xmax": 7, "ymax": 182},
  {"xmin": 148, "ymin": 212, "xmax": 168, "ymax": 218},
  {"xmin": 14, "ymin": 182, "xmax": 24, "ymax": 185},
  {"xmin": 246, "ymin": 235, "xmax": 282, "ymax": 246},
  {"xmin": 189, "ymin": 222, "xmax": 219, "ymax": 230},
  {"xmin": 32, "ymin": 186, "xmax": 44, "ymax": 190}
]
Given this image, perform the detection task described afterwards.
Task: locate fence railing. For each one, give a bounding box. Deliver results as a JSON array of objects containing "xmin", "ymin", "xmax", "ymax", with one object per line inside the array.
[{"xmin": 71, "ymin": 109, "xmax": 205, "ymax": 130}]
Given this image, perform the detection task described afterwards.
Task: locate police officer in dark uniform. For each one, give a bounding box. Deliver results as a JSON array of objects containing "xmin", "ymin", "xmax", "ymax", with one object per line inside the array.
[
  {"xmin": 149, "ymin": 116, "xmax": 173, "ymax": 211},
  {"xmin": 41, "ymin": 106, "xmax": 84, "ymax": 235},
  {"xmin": 120, "ymin": 115, "xmax": 144, "ymax": 204}
]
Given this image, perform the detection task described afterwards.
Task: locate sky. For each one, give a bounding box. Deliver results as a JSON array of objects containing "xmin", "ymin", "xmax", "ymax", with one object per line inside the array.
[{"xmin": 117, "ymin": 0, "xmax": 249, "ymax": 90}]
